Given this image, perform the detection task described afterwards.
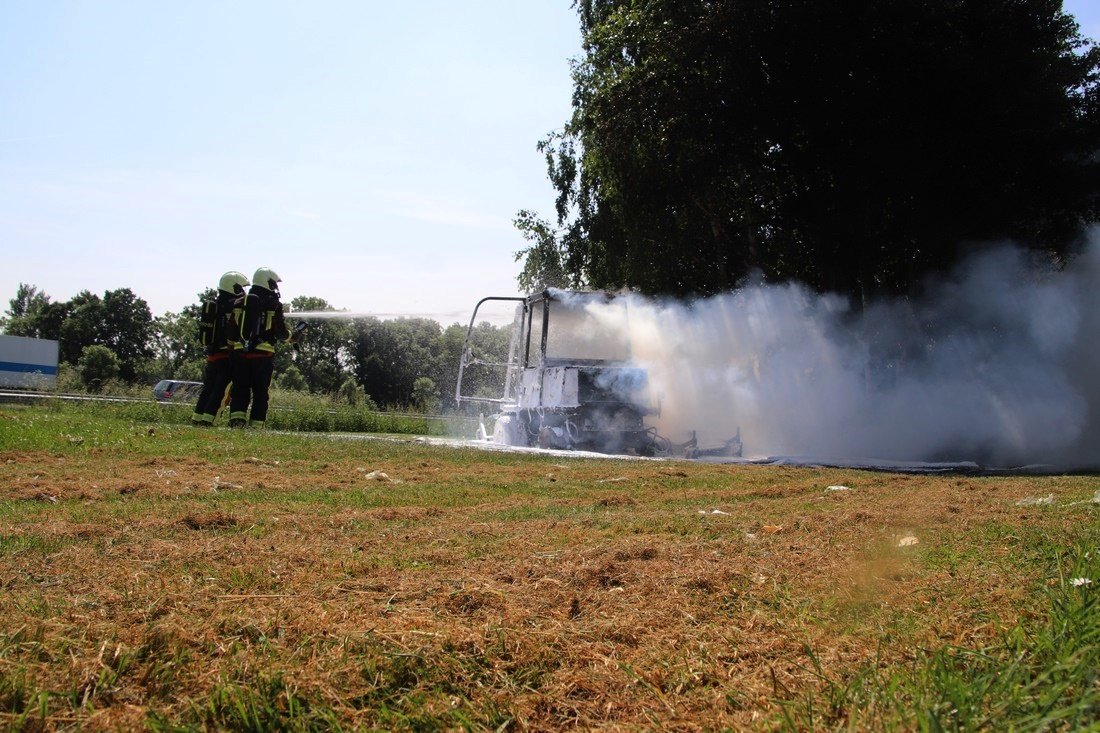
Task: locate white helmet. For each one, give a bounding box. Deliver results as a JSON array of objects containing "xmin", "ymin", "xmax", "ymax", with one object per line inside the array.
[
  {"xmin": 252, "ymin": 267, "xmax": 282, "ymax": 292},
  {"xmin": 218, "ymin": 271, "xmax": 250, "ymax": 295}
]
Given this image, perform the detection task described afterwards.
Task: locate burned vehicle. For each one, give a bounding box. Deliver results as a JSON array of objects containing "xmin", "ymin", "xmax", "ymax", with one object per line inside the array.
[{"xmin": 455, "ymin": 290, "xmax": 742, "ymax": 458}]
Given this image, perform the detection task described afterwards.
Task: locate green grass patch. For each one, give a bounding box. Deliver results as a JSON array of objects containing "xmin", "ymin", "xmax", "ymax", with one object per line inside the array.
[
  {"xmin": 783, "ymin": 545, "xmax": 1100, "ymax": 730},
  {"xmin": 1, "ymin": 403, "xmax": 1097, "ymax": 730},
  {"xmin": 0, "ymin": 534, "xmax": 70, "ymax": 558},
  {"xmin": 149, "ymin": 673, "xmax": 342, "ymax": 733}
]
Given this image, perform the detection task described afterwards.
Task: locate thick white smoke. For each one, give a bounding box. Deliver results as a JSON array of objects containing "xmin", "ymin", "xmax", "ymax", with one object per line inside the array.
[{"xmin": 581, "ymin": 233, "xmax": 1100, "ymax": 467}]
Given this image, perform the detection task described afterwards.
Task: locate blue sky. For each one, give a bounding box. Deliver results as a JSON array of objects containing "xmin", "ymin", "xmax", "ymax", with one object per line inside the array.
[
  {"xmin": 1, "ymin": 1, "xmax": 1098, "ymax": 324},
  {"xmin": 0, "ymin": 1, "xmax": 580, "ymax": 323}
]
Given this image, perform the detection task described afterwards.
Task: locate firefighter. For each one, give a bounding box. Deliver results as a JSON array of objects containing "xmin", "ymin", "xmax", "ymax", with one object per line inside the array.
[
  {"xmin": 228, "ymin": 266, "xmax": 295, "ymax": 428},
  {"xmin": 191, "ymin": 271, "xmax": 249, "ymax": 425}
]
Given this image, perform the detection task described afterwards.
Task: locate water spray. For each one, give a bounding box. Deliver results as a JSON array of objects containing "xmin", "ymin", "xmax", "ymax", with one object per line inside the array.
[{"xmin": 288, "ymin": 309, "xmax": 472, "ymax": 321}]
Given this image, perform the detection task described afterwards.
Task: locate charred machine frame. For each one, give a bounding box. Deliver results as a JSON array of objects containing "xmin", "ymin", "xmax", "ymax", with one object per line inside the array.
[{"xmin": 455, "ymin": 290, "xmax": 742, "ymax": 458}]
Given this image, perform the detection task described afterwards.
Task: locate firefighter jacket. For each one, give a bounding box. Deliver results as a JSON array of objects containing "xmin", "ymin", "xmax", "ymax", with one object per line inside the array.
[
  {"xmin": 240, "ymin": 287, "xmax": 289, "ymax": 357},
  {"xmin": 201, "ymin": 291, "xmax": 246, "ymax": 361}
]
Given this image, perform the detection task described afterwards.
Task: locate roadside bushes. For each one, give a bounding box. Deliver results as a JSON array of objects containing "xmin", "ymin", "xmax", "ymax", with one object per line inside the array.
[
  {"xmin": 265, "ymin": 401, "xmax": 446, "ymax": 436},
  {"xmin": 36, "ymin": 383, "xmax": 465, "ymax": 437},
  {"xmin": 77, "ymin": 345, "xmax": 120, "ymax": 392},
  {"xmin": 336, "ymin": 377, "xmax": 373, "ymax": 408},
  {"xmin": 276, "ymin": 365, "xmax": 308, "ymax": 392}
]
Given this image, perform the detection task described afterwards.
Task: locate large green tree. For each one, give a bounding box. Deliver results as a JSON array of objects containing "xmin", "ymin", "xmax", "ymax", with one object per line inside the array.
[
  {"xmin": 57, "ymin": 291, "xmax": 106, "ymax": 365},
  {"xmin": 100, "ymin": 288, "xmax": 154, "ymax": 381},
  {"xmin": 527, "ymin": 0, "xmax": 1100, "ymax": 300}
]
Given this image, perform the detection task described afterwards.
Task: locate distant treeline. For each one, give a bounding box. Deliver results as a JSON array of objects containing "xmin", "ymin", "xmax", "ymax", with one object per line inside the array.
[{"xmin": 0, "ymin": 284, "xmax": 512, "ymax": 411}]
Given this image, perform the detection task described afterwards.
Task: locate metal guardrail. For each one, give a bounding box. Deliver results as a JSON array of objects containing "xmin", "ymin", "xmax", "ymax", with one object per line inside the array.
[{"xmin": 0, "ymin": 390, "xmax": 142, "ymax": 405}]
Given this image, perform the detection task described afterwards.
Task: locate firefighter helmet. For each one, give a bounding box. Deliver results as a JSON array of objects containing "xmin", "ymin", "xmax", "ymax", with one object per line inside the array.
[
  {"xmin": 252, "ymin": 267, "xmax": 282, "ymax": 292},
  {"xmin": 218, "ymin": 271, "xmax": 250, "ymax": 295}
]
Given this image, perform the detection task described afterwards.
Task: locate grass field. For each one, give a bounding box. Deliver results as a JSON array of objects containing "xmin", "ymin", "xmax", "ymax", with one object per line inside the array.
[{"xmin": 0, "ymin": 403, "xmax": 1097, "ymax": 731}]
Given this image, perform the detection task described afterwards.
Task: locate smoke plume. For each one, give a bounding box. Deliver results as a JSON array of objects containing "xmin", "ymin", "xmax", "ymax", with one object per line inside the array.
[{"xmin": 582, "ymin": 233, "xmax": 1100, "ymax": 467}]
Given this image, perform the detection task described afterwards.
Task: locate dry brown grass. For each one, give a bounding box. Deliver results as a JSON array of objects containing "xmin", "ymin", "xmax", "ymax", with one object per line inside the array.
[{"xmin": 1, "ymin": 435, "xmax": 1096, "ymax": 730}]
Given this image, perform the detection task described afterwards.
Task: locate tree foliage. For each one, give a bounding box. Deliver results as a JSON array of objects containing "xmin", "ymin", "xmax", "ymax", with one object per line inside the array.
[
  {"xmin": 282, "ymin": 296, "xmax": 351, "ymax": 394},
  {"xmin": 0, "ymin": 284, "xmax": 51, "ymax": 336},
  {"xmin": 3, "ymin": 285, "xmax": 154, "ymax": 380},
  {"xmin": 77, "ymin": 345, "xmax": 120, "ymax": 392},
  {"xmin": 529, "ymin": 0, "xmax": 1100, "ymax": 299},
  {"xmin": 513, "ymin": 210, "xmax": 574, "ymax": 293},
  {"xmin": 57, "ymin": 291, "xmax": 104, "ymax": 365},
  {"xmin": 411, "ymin": 376, "xmax": 441, "ymax": 413},
  {"xmin": 348, "ymin": 318, "xmax": 444, "ymax": 409},
  {"xmin": 336, "ymin": 376, "xmax": 372, "ymax": 407},
  {"xmin": 151, "ymin": 310, "xmax": 205, "ymax": 380},
  {"xmin": 277, "ymin": 365, "xmax": 308, "ymax": 392},
  {"xmin": 100, "ymin": 288, "xmax": 154, "ymax": 380}
]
